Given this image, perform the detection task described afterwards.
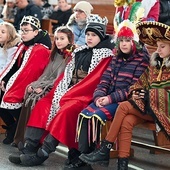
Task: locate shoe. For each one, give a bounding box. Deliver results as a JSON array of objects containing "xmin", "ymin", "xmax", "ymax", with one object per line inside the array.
[
  {"xmin": 3, "ymin": 137, "xmax": 13, "ymax": 144},
  {"xmin": 2, "ymin": 124, "xmax": 17, "ymax": 144},
  {"xmin": 117, "ymin": 157, "xmax": 128, "ymax": 170},
  {"xmin": 79, "ymin": 140, "xmax": 113, "ymax": 167},
  {"xmin": 64, "ymin": 148, "xmax": 81, "ymax": 166},
  {"xmin": 8, "ymin": 142, "xmax": 37, "ymax": 164},
  {"xmin": 63, "ymin": 158, "xmax": 93, "ymax": 170},
  {"xmin": 20, "ymin": 148, "xmax": 49, "ymax": 166},
  {"xmin": 11, "ymin": 142, "xmax": 18, "ymax": 148}
]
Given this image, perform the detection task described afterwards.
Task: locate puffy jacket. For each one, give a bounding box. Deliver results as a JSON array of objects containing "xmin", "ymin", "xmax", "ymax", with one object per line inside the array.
[{"xmin": 158, "ymin": 0, "xmax": 170, "ymax": 25}]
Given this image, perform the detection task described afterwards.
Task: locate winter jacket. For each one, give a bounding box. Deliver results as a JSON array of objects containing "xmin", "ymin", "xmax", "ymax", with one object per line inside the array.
[
  {"xmin": 158, "ymin": 0, "xmax": 170, "ymax": 25},
  {"xmin": 14, "ymin": 3, "xmax": 42, "ymax": 31}
]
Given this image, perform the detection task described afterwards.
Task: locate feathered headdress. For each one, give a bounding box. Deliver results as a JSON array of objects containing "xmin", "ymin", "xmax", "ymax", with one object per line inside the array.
[
  {"xmin": 114, "ymin": 2, "xmax": 144, "ymax": 31},
  {"xmin": 115, "ymin": 19, "xmax": 139, "ymax": 42}
]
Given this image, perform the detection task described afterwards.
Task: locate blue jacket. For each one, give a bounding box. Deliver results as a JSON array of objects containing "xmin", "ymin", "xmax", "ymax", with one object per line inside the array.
[{"xmin": 14, "ymin": 3, "xmax": 42, "ymax": 31}]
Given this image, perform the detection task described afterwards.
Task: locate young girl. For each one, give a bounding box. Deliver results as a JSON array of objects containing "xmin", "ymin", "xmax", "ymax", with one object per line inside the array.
[
  {"xmin": 0, "ymin": 22, "xmax": 21, "ymax": 74},
  {"xmin": 9, "ymin": 14, "xmax": 114, "ymax": 167},
  {"xmin": 79, "ymin": 21, "xmax": 170, "ymax": 170},
  {"xmin": 11, "ymin": 26, "xmax": 75, "ymax": 146}
]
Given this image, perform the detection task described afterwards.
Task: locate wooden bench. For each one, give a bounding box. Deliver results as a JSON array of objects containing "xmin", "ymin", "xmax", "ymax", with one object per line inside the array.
[
  {"xmin": 102, "ymin": 120, "xmax": 170, "ymax": 159},
  {"xmin": 0, "ymin": 118, "xmax": 6, "ymax": 134},
  {"xmin": 92, "ymin": 4, "xmax": 116, "ymax": 35},
  {"xmin": 41, "ymin": 4, "xmax": 116, "ymax": 39},
  {"xmin": 132, "ymin": 122, "xmax": 170, "ymax": 154}
]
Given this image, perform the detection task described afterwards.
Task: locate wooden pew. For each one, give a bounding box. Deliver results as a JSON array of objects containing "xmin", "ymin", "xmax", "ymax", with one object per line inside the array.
[
  {"xmin": 132, "ymin": 122, "xmax": 170, "ymax": 154},
  {"xmin": 41, "ymin": 19, "xmax": 58, "ymax": 35},
  {"xmin": 102, "ymin": 120, "xmax": 170, "ymax": 159},
  {"xmin": 0, "ymin": 118, "xmax": 6, "ymax": 134},
  {"xmin": 92, "ymin": 4, "xmax": 116, "ymax": 35},
  {"xmin": 41, "ymin": 19, "xmax": 58, "ymax": 42}
]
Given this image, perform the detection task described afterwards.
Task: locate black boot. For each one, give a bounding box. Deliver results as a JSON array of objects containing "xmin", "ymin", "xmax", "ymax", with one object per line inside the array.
[
  {"xmin": 79, "ymin": 140, "xmax": 113, "ymax": 167},
  {"xmin": 117, "ymin": 158, "xmax": 128, "ymax": 170},
  {"xmin": 8, "ymin": 142, "xmax": 38, "ymax": 164},
  {"xmin": 64, "ymin": 148, "xmax": 93, "ymax": 170},
  {"xmin": 64, "ymin": 148, "xmax": 81, "ymax": 166},
  {"xmin": 2, "ymin": 123, "xmax": 17, "ymax": 144},
  {"xmin": 20, "ymin": 147, "xmax": 49, "ymax": 166}
]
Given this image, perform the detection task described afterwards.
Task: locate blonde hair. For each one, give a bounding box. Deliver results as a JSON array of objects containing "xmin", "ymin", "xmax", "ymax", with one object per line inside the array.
[{"xmin": 0, "ymin": 22, "xmax": 20, "ymax": 50}]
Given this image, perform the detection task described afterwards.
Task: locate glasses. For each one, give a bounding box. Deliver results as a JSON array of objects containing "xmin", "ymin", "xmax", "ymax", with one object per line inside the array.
[
  {"xmin": 74, "ymin": 9, "xmax": 84, "ymax": 13},
  {"xmin": 19, "ymin": 29, "xmax": 34, "ymax": 35}
]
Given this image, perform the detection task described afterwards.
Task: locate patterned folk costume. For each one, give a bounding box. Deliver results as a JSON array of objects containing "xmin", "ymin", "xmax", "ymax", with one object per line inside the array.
[{"xmin": 129, "ymin": 21, "xmax": 170, "ymax": 138}]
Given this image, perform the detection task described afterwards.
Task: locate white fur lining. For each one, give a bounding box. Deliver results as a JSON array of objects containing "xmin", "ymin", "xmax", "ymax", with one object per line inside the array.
[{"xmin": 46, "ymin": 46, "xmax": 113, "ymax": 127}]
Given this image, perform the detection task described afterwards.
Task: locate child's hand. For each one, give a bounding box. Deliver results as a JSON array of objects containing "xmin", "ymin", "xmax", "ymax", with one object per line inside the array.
[
  {"xmin": 27, "ymin": 86, "xmax": 33, "ymax": 93},
  {"xmin": 96, "ymin": 96, "xmax": 109, "ymax": 107},
  {"xmin": 132, "ymin": 90, "xmax": 145, "ymax": 100},
  {"xmin": 34, "ymin": 88, "xmax": 43, "ymax": 94},
  {"xmin": 0, "ymin": 81, "xmax": 6, "ymax": 92}
]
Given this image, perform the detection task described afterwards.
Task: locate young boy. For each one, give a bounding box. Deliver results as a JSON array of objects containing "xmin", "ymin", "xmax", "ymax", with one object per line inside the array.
[{"xmin": 0, "ymin": 15, "xmax": 51, "ymax": 144}]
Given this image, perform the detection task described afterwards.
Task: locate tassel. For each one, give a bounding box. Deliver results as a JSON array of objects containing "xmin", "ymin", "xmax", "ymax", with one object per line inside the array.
[
  {"xmin": 92, "ymin": 117, "xmax": 95, "ymax": 143},
  {"xmin": 88, "ymin": 119, "xmax": 91, "ymax": 146},
  {"xmin": 75, "ymin": 115, "xmax": 83, "ymax": 142},
  {"xmin": 156, "ymin": 61, "xmax": 165, "ymax": 81}
]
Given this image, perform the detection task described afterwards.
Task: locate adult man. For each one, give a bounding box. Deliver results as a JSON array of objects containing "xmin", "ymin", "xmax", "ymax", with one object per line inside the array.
[{"xmin": 14, "ymin": 0, "xmax": 42, "ymax": 30}]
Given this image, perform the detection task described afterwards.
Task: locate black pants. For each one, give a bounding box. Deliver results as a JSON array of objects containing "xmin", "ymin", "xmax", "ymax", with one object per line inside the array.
[
  {"xmin": 78, "ymin": 117, "xmax": 101, "ymax": 154},
  {"xmin": 25, "ymin": 127, "xmax": 59, "ymax": 154},
  {"xmin": 0, "ymin": 108, "xmax": 21, "ymax": 127}
]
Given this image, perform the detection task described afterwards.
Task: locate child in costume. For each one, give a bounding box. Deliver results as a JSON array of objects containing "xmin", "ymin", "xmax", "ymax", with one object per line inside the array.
[
  {"xmin": 0, "ymin": 16, "xmax": 51, "ymax": 144},
  {"xmin": 79, "ymin": 21, "xmax": 170, "ymax": 170},
  {"xmin": 0, "ymin": 21, "xmax": 21, "ymax": 74},
  {"xmin": 8, "ymin": 14, "xmax": 115, "ymax": 167},
  {"xmin": 11, "ymin": 26, "xmax": 76, "ymax": 147}
]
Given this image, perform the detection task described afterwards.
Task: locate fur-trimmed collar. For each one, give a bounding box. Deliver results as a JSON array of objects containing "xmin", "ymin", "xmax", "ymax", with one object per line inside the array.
[{"xmin": 150, "ymin": 52, "xmax": 170, "ymax": 68}]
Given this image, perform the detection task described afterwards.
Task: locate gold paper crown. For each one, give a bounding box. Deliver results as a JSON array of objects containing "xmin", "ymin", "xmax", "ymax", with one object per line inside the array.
[
  {"xmin": 87, "ymin": 14, "xmax": 108, "ymax": 26},
  {"xmin": 20, "ymin": 16, "xmax": 41, "ymax": 29}
]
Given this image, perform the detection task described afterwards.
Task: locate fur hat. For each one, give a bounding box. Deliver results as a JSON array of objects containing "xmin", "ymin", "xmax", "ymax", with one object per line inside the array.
[
  {"xmin": 136, "ymin": 21, "xmax": 170, "ymax": 47},
  {"xmin": 6, "ymin": 0, "xmax": 15, "ymax": 2},
  {"xmin": 85, "ymin": 14, "xmax": 108, "ymax": 40},
  {"xmin": 20, "ymin": 16, "xmax": 41, "ymax": 29},
  {"xmin": 73, "ymin": 1, "xmax": 93, "ymax": 16}
]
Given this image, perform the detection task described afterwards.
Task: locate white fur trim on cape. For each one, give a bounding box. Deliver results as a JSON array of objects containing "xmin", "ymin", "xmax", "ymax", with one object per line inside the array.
[
  {"xmin": 150, "ymin": 52, "xmax": 170, "ymax": 68},
  {"xmin": 46, "ymin": 45, "xmax": 113, "ymax": 127},
  {"xmin": 0, "ymin": 46, "xmax": 33, "ymax": 109}
]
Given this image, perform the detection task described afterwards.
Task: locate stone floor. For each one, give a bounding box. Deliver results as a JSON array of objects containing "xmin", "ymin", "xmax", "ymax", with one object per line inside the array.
[{"xmin": 0, "ymin": 127, "xmax": 169, "ymax": 170}]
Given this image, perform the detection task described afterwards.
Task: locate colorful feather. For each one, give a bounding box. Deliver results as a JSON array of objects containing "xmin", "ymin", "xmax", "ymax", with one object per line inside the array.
[{"xmin": 128, "ymin": 2, "xmax": 145, "ymax": 23}]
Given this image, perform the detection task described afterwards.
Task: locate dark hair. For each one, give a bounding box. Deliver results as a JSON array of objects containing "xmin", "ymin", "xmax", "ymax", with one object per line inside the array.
[
  {"xmin": 20, "ymin": 23, "xmax": 38, "ymax": 31},
  {"xmin": 50, "ymin": 26, "xmax": 74, "ymax": 60}
]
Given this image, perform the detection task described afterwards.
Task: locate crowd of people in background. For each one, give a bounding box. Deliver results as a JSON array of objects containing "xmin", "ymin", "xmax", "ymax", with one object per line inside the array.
[{"xmin": 0, "ymin": 0, "xmax": 170, "ymax": 170}]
